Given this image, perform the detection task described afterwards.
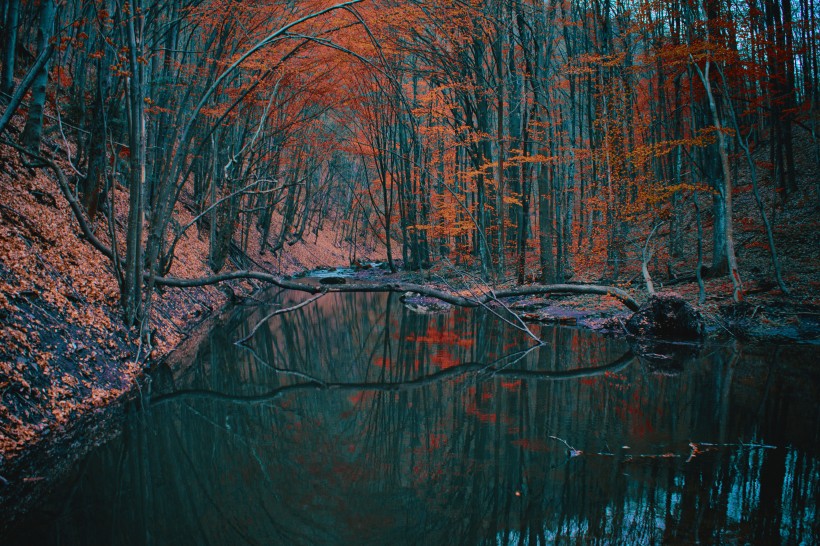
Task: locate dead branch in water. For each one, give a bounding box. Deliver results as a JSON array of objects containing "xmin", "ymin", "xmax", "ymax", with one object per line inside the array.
[{"xmin": 234, "ymin": 292, "xmax": 326, "ymax": 345}]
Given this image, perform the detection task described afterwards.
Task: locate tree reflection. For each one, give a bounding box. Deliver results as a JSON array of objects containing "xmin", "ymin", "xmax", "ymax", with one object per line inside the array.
[{"xmin": 7, "ymin": 293, "xmax": 820, "ymax": 545}]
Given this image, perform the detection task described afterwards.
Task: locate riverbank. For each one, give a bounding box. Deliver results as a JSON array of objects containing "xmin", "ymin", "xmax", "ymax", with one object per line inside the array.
[
  {"xmin": 350, "ymin": 265, "xmax": 820, "ymax": 344},
  {"xmin": 0, "ymin": 135, "xmax": 382, "ymax": 471}
]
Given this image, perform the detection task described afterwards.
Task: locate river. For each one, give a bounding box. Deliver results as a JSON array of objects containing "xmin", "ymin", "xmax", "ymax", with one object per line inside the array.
[{"xmin": 5, "ymin": 291, "xmax": 820, "ymax": 544}]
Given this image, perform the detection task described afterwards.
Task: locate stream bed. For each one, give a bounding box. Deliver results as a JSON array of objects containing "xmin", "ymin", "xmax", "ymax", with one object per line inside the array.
[{"xmin": 4, "ymin": 291, "xmax": 820, "ymax": 545}]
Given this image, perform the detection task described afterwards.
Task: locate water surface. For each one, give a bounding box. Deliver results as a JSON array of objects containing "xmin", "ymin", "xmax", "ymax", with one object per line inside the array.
[{"xmin": 6, "ymin": 291, "xmax": 820, "ymax": 544}]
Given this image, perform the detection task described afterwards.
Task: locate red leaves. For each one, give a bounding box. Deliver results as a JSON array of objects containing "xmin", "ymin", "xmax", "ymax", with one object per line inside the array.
[
  {"xmin": 372, "ymin": 355, "xmax": 391, "ymax": 369},
  {"xmin": 500, "ymin": 379, "xmax": 521, "ymax": 390},
  {"xmin": 407, "ymin": 322, "xmax": 474, "ymax": 348},
  {"xmin": 430, "ymin": 349, "xmax": 459, "ymax": 369}
]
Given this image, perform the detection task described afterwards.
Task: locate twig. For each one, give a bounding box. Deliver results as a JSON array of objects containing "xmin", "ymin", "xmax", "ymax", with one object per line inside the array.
[
  {"xmin": 436, "ymin": 263, "xmax": 544, "ymax": 344},
  {"xmin": 548, "ymin": 435, "xmax": 583, "ymax": 457},
  {"xmin": 238, "ymin": 343, "xmax": 328, "ymax": 386},
  {"xmin": 697, "ymin": 441, "xmax": 776, "ymax": 449},
  {"xmin": 702, "ymin": 310, "xmax": 736, "ymax": 338},
  {"xmin": 0, "ymin": 138, "xmax": 115, "ymax": 260},
  {"xmin": 234, "ymin": 292, "xmax": 325, "ymax": 345},
  {"xmin": 486, "ymin": 343, "xmax": 542, "ymax": 373},
  {"xmin": 686, "ymin": 442, "xmax": 700, "ymax": 462},
  {"xmin": 54, "ymin": 104, "xmax": 84, "ymax": 177}
]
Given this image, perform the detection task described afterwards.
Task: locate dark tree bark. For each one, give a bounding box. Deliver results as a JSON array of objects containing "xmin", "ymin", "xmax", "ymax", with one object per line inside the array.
[
  {"xmin": 81, "ymin": 54, "xmax": 111, "ymax": 217},
  {"xmin": 1, "ymin": 0, "xmax": 20, "ymax": 97},
  {"xmin": 19, "ymin": 0, "xmax": 56, "ymax": 151}
]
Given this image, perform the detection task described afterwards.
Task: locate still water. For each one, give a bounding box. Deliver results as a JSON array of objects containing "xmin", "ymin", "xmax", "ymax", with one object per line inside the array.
[{"xmin": 6, "ymin": 291, "xmax": 820, "ymax": 545}]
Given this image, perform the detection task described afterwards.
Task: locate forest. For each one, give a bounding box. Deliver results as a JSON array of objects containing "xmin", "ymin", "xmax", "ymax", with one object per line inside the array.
[
  {"xmin": 1, "ymin": 0, "xmax": 817, "ymax": 318},
  {"xmin": 0, "ymin": 0, "xmax": 819, "ymax": 542}
]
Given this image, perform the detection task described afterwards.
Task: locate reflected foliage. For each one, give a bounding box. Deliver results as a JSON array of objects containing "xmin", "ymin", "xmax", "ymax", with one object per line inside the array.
[{"xmin": 7, "ymin": 293, "xmax": 820, "ymax": 545}]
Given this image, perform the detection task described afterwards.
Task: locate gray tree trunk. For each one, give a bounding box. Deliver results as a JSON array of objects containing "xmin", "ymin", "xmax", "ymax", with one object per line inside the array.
[{"xmin": 123, "ymin": 1, "xmax": 146, "ymax": 326}]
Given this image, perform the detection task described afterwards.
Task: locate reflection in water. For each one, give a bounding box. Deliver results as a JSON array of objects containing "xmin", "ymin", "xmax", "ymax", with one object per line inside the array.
[{"xmin": 7, "ymin": 292, "xmax": 820, "ymax": 545}]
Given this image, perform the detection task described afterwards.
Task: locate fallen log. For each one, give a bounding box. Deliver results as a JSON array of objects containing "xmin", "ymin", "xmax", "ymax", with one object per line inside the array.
[
  {"xmin": 493, "ymin": 284, "xmax": 640, "ymax": 311},
  {"xmin": 153, "ymin": 271, "xmax": 641, "ymax": 312}
]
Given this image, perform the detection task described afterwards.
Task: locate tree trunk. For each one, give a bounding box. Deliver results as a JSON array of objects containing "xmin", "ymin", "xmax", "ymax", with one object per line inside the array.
[
  {"xmin": 717, "ymin": 66, "xmax": 789, "ymax": 295},
  {"xmin": 1, "ymin": 0, "xmax": 20, "ymax": 96},
  {"xmin": 0, "ymin": 42, "xmax": 53, "ymax": 137},
  {"xmin": 694, "ymin": 193, "xmax": 706, "ymax": 304},
  {"xmin": 123, "ymin": 1, "xmax": 146, "ymax": 327},
  {"xmin": 20, "ymin": 0, "xmax": 55, "ymax": 151},
  {"xmin": 537, "ymin": 162, "xmax": 554, "ymax": 283},
  {"xmin": 81, "ymin": 55, "xmax": 110, "ymax": 217},
  {"xmin": 695, "ymin": 58, "xmax": 743, "ymax": 301}
]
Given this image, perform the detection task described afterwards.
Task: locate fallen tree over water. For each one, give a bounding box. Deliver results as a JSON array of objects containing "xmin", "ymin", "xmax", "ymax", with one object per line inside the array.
[{"xmin": 154, "ymin": 271, "xmax": 641, "ymax": 312}]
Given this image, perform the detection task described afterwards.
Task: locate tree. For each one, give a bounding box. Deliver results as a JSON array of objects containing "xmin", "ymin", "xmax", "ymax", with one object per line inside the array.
[
  {"xmin": 1, "ymin": 0, "xmax": 21, "ymax": 96},
  {"xmin": 19, "ymin": 0, "xmax": 56, "ymax": 151}
]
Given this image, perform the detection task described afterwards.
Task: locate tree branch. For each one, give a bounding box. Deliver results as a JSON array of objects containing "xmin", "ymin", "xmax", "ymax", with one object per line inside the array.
[
  {"xmin": 234, "ymin": 292, "xmax": 326, "ymax": 345},
  {"xmin": 0, "ymin": 44, "xmax": 54, "ymax": 136}
]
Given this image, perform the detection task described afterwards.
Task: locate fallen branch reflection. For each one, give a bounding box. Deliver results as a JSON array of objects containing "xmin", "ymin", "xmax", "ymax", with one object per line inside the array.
[{"xmin": 151, "ymin": 350, "xmax": 636, "ymax": 406}]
